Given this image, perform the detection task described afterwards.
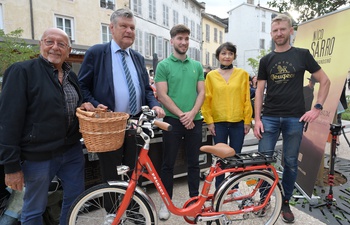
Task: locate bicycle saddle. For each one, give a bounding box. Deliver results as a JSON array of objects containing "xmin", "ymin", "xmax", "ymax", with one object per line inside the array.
[{"xmin": 200, "ymin": 143, "xmax": 236, "ymax": 158}]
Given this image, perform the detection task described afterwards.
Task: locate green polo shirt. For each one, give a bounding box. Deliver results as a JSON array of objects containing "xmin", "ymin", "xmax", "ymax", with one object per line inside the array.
[{"xmin": 155, "ymin": 54, "xmax": 204, "ymax": 120}]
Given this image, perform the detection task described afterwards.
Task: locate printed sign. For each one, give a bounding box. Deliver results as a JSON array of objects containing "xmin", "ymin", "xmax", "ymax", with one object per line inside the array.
[{"xmin": 294, "ymin": 7, "xmax": 350, "ymax": 197}]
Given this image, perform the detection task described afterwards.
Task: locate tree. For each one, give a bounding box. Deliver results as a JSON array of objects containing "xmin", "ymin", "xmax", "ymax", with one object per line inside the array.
[
  {"xmin": 0, "ymin": 29, "xmax": 39, "ymax": 76},
  {"xmin": 268, "ymin": 0, "xmax": 350, "ymax": 22},
  {"xmin": 247, "ymin": 49, "xmax": 269, "ymax": 76}
]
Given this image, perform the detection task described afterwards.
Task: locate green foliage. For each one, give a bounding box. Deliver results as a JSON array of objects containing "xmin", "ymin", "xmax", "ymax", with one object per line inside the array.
[
  {"xmin": 341, "ymin": 95, "xmax": 350, "ymax": 121},
  {"xmin": 267, "ymin": 0, "xmax": 350, "ymax": 22},
  {"xmin": 0, "ymin": 28, "xmax": 39, "ymax": 76},
  {"xmin": 247, "ymin": 49, "xmax": 269, "ymax": 76}
]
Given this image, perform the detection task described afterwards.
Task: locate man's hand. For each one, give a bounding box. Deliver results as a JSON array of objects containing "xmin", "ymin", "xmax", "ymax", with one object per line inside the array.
[
  {"xmin": 299, "ymin": 108, "xmax": 321, "ymax": 123},
  {"xmin": 5, "ymin": 171, "xmax": 24, "ymax": 191},
  {"xmin": 253, "ymin": 120, "xmax": 264, "ymax": 140},
  {"xmin": 180, "ymin": 111, "xmax": 196, "ymax": 129},
  {"xmin": 80, "ymin": 102, "xmax": 97, "ymax": 111},
  {"xmin": 152, "ymin": 106, "xmax": 165, "ymax": 118}
]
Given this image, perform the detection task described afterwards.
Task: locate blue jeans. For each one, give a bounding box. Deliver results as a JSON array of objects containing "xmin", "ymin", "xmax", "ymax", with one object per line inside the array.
[
  {"xmin": 258, "ymin": 116, "xmax": 304, "ymax": 201},
  {"xmin": 214, "ymin": 121, "xmax": 244, "ymax": 189},
  {"xmin": 161, "ymin": 117, "xmax": 202, "ymax": 199},
  {"xmin": 21, "ymin": 142, "xmax": 85, "ymax": 225}
]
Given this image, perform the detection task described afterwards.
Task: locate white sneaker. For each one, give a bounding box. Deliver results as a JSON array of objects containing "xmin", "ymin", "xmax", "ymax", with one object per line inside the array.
[
  {"xmin": 158, "ymin": 203, "xmax": 170, "ymax": 220},
  {"xmin": 232, "ymin": 190, "xmax": 243, "ymax": 204}
]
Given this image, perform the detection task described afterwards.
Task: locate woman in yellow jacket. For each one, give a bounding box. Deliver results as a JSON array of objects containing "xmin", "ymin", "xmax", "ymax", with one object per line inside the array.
[{"xmin": 202, "ymin": 42, "xmax": 252, "ymax": 189}]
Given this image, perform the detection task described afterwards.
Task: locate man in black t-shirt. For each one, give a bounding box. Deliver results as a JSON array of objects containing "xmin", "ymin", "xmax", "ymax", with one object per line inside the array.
[{"xmin": 253, "ymin": 14, "xmax": 330, "ymax": 224}]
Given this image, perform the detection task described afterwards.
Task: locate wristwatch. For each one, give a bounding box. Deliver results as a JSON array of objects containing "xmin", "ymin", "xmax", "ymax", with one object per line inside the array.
[{"xmin": 314, "ymin": 103, "xmax": 323, "ymax": 110}]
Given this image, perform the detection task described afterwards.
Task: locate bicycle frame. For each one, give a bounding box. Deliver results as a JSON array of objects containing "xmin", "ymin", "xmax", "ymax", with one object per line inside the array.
[{"xmin": 112, "ymin": 110, "xmax": 280, "ymax": 224}]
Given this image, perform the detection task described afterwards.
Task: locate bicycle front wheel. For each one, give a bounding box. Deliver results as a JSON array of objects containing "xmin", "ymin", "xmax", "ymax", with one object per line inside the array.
[
  {"xmin": 67, "ymin": 183, "xmax": 156, "ymax": 225},
  {"xmin": 214, "ymin": 171, "xmax": 282, "ymax": 225}
]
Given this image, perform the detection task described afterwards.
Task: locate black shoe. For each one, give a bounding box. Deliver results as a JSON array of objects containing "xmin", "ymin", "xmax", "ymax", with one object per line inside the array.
[{"xmin": 281, "ymin": 200, "xmax": 295, "ymax": 223}]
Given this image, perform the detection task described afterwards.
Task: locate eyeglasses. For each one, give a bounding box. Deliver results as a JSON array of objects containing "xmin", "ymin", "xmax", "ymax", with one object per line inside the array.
[{"xmin": 41, "ymin": 39, "xmax": 69, "ymax": 49}]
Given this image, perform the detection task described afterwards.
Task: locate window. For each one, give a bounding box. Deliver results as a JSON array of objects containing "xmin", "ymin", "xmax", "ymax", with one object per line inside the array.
[
  {"xmin": 219, "ymin": 31, "xmax": 223, "ymax": 44},
  {"xmin": 214, "ymin": 28, "xmax": 218, "ymax": 43},
  {"xmin": 262, "ymin": 22, "xmax": 265, "ymax": 32},
  {"xmin": 190, "ymin": 20, "xmax": 195, "ymax": 38},
  {"xmin": 149, "ymin": 0, "xmax": 156, "ymax": 21},
  {"xmin": 0, "ymin": 4, "xmax": 3, "ymax": 30},
  {"xmin": 183, "ymin": 16, "xmax": 188, "ymax": 27},
  {"xmin": 55, "ymin": 15, "xmax": 74, "ymax": 41},
  {"xmin": 189, "ymin": 47, "xmax": 199, "ymax": 60},
  {"xmin": 163, "ymin": 4, "xmax": 169, "ymax": 27},
  {"xmin": 133, "ymin": 0, "xmax": 142, "ymax": 15},
  {"xmin": 145, "ymin": 33, "xmax": 157, "ymax": 57},
  {"xmin": 163, "ymin": 39, "xmax": 170, "ymax": 58},
  {"xmin": 101, "ymin": 24, "xmax": 111, "ymax": 43},
  {"xmin": 262, "ymin": 10, "xmax": 266, "ymax": 18},
  {"xmin": 205, "ymin": 24, "xmax": 210, "ymax": 42},
  {"xmin": 196, "ymin": 24, "xmax": 201, "ymax": 41},
  {"xmin": 212, "ymin": 53, "xmax": 218, "ymax": 67},
  {"xmin": 259, "ymin": 39, "xmax": 265, "ymax": 49},
  {"xmin": 173, "ymin": 10, "xmax": 179, "ymax": 26},
  {"xmin": 205, "ymin": 51, "xmax": 210, "ymax": 66},
  {"xmin": 247, "ymin": 0, "xmax": 254, "ymax": 4},
  {"xmin": 100, "ymin": 0, "xmax": 115, "ymax": 10},
  {"xmin": 183, "ymin": 0, "xmax": 188, "ymax": 8},
  {"xmin": 134, "ymin": 29, "xmax": 143, "ymax": 54}
]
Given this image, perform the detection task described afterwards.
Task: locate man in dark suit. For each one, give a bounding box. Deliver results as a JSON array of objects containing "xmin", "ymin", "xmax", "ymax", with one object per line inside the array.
[{"xmin": 78, "ymin": 8, "xmax": 164, "ymax": 184}]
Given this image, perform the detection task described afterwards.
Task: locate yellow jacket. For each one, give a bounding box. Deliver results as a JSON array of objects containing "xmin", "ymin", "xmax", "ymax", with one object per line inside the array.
[{"xmin": 201, "ymin": 68, "xmax": 252, "ymax": 125}]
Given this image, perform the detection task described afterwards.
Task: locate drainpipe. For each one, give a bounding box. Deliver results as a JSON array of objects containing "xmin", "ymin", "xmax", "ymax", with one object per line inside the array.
[{"xmin": 29, "ymin": 0, "xmax": 34, "ymax": 39}]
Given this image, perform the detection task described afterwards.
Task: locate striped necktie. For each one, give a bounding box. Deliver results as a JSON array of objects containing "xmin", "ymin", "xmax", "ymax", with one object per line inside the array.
[{"xmin": 120, "ymin": 50, "xmax": 137, "ymax": 115}]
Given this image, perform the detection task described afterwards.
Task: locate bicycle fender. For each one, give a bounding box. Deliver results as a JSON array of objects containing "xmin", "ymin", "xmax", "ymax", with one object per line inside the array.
[{"xmin": 213, "ymin": 170, "xmax": 284, "ymax": 205}]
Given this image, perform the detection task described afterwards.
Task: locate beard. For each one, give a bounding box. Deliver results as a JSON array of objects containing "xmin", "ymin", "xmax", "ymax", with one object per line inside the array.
[
  {"xmin": 274, "ymin": 35, "xmax": 290, "ymax": 46},
  {"xmin": 174, "ymin": 45, "xmax": 188, "ymax": 55}
]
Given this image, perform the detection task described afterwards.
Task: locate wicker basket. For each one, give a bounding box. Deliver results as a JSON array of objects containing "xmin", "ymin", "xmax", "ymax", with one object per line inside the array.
[{"xmin": 76, "ymin": 108, "xmax": 129, "ymax": 152}]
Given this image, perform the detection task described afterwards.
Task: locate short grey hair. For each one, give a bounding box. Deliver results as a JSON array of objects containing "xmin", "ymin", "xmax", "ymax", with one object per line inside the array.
[{"xmin": 110, "ymin": 8, "xmax": 134, "ymax": 24}]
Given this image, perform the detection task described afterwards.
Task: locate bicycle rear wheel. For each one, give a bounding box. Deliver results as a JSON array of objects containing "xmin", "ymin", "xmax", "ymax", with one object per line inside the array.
[
  {"xmin": 214, "ymin": 171, "xmax": 282, "ymax": 225},
  {"xmin": 67, "ymin": 183, "xmax": 156, "ymax": 225}
]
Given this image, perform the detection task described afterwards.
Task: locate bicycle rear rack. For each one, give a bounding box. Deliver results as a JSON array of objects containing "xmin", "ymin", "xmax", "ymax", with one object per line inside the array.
[{"xmin": 223, "ymin": 152, "xmax": 276, "ymax": 168}]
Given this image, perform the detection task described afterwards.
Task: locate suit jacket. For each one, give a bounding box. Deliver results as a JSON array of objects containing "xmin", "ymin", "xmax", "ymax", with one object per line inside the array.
[{"xmin": 78, "ymin": 42, "xmax": 159, "ymax": 112}]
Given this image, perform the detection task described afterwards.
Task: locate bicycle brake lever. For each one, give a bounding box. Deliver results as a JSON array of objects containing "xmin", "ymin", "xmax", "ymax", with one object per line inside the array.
[{"xmin": 149, "ymin": 128, "xmax": 154, "ymax": 138}]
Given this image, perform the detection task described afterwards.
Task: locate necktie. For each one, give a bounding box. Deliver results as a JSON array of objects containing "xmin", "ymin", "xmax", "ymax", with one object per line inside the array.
[{"xmin": 120, "ymin": 50, "xmax": 137, "ymax": 115}]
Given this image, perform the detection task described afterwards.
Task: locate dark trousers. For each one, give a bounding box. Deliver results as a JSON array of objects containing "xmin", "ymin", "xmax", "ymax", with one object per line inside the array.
[
  {"xmin": 97, "ymin": 131, "xmax": 141, "ymax": 182},
  {"xmin": 160, "ymin": 117, "xmax": 202, "ymax": 199}
]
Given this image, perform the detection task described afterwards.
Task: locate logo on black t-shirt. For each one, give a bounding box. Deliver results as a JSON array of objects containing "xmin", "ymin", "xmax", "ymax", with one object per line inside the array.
[{"xmin": 270, "ymin": 61, "xmax": 296, "ymax": 84}]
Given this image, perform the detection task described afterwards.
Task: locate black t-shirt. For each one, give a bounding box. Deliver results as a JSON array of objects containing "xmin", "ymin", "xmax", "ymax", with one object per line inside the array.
[{"xmin": 258, "ymin": 47, "xmax": 321, "ymax": 117}]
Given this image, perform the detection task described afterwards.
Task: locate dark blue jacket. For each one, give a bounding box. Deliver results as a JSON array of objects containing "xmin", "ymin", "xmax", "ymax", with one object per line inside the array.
[
  {"xmin": 78, "ymin": 42, "xmax": 159, "ymax": 111},
  {"xmin": 0, "ymin": 57, "xmax": 83, "ymax": 173}
]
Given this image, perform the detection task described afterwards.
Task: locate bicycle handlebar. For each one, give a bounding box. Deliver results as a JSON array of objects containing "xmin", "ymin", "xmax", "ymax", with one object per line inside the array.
[
  {"xmin": 137, "ymin": 106, "xmax": 172, "ymax": 132},
  {"xmin": 154, "ymin": 120, "xmax": 172, "ymax": 131}
]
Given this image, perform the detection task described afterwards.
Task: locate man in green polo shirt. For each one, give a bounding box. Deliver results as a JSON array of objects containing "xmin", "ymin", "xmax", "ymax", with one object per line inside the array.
[{"xmin": 155, "ymin": 24, "xmax": 205, "ymax": 221}]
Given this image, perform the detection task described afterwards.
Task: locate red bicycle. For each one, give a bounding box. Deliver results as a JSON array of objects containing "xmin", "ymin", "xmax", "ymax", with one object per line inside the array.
[{"xmin": 67, "ymin": 106, "xmax": 282, "ymax": 225}]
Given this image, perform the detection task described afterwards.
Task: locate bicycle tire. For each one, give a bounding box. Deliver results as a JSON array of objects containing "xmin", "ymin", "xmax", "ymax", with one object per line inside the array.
[
  {"xmin": 67, "ymin": 183, "xmax": 156, "ymax": 225},
  {"xmin": 214, "ymin": 171, "xmax": 282, "ymax": 225}
]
